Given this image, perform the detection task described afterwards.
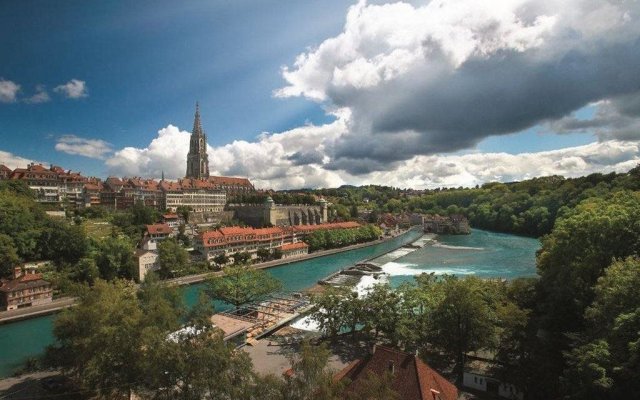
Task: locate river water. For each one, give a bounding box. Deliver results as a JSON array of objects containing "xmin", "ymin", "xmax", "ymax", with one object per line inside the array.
[{"xmin": 0, "ymin": 229, "xmax": 539, "ymax": 377}]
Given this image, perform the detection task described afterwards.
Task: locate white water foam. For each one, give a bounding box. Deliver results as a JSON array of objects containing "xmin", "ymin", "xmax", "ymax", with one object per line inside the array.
[
  {"xmin": 355, "ymin": 274, "xmax": 388, "ymax": 296},
  {"xmin": 432, "ymin": 243, "xmax": 484, "ymax": 251},
  {"xmin": 291, "ymin": 315, "xmax": 320, "ymax": 332},
  {"xmin": 382, "ymin": 261, "xmax": 475, "ymax": 276},
  {"xmin": 384, "ymin": 248, "xmax": 414, "ymax": 258},
  {"xmin": 381, "ymin": 261, "xmax": 423, "ymax": 276}
]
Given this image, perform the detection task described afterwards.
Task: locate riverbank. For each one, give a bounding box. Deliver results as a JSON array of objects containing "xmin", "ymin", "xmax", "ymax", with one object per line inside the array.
[{"xmin": 0, "ymin": 229, "xmax": 414, "ymax": 325}]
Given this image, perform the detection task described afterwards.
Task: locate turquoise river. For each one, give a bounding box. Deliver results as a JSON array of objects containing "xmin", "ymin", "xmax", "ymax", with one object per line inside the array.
[{"xmin": 0, "ymin": 229, "xmax": 539, "ymax": 377}]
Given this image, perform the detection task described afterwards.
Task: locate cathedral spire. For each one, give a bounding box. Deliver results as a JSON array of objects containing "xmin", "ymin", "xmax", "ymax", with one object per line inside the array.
[
  {"xmin": 185, "ymin": 102, "xmax": 210, "ymax": 179},
  {"xmin": 193, "ymin": 101, "xmax": 204, "ymax": 137}
]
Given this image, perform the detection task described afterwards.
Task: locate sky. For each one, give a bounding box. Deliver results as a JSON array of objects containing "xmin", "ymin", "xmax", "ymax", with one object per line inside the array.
[{"xmin": 1, "ymin": 0, "xmax": 640, "ymax": 190}]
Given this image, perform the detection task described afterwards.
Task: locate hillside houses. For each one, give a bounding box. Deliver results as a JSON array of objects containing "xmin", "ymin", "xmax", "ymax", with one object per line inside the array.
[{"xmin": 0, "ymin": 163, "xmax": 254, "ymax": 212}]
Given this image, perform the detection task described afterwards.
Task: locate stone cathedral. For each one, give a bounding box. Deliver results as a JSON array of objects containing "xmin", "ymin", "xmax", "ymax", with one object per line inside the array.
[{"xmin": 185, "ymin": 103, "xmax": 210, "ymax": 179}]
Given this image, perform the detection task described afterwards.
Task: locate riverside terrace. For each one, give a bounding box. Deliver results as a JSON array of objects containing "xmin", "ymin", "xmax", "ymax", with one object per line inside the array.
[{"xmin": 208, "ymin": 293, "xmax": 311, "ymax": 345}]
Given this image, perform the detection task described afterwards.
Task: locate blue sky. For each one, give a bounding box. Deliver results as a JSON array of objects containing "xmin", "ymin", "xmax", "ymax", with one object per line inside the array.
[
  {"xmin": 0, "ymin": 0, "xmax": 346, "ymax": 174},
  {"xmin": 1, "ymin": 1, "xmax": 639, "ymax": 189}
]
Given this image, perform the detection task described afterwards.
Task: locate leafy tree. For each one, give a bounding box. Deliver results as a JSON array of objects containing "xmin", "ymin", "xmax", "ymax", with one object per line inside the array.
[
  {"xmin": 350, "ymin": 204, "xmax": 359, "ymax": 218},
  {"xmin": 282, "ymin": 341, "xmax": 344, "ymax": 400},
  {"xmin": 310, "ymin": 287, "xmax": 350, "ymax": 338},
  {"xmin": 0, "ymin": 233, "xmax": 19, "ymax": 278},
  {"xmin": 73, "ymin": 257, "xmax": 100, "ymax": 285},
  {"xmin": 345, "ymin": 371, "xmax": 400, "ymax": 400},
  {"xmin": 206, "ymin": 264, "xmax": 282, "ymax": 307},
  {"xmin": 177, "ymin": 223, "xmax": 190, "ymax": 246},
  {"xmin": 563, "ymin": 257, "xmax": 640, "ymax": 399},
  {"xmin": 536, "ymin": 192, "xmax": 640, "ymax": 358},
  {"xmin": 428, "ymin": 276, "xmax": 499, "ymax": 380},
  {"xmin": 94, "ymin": 236, "xmax": 136, "ymax": 280},
  {"xmin": 213, "ymin": 253, "xmax": 229, "ymax": 266},
  {"xmin": 176, "ymin": 205, "xmax": 192, "ymax": 224},
  {"xmin": 0, "ymin": 179, "xmax": 34, "ymax": 198},
  {"xmin": 47, "ymin": 280, "xmax": 146, "ymax": 398},
  {"xmin": 0, "ymin": 189, "xmax": 46, "ymax": 259},
  {"xmin": 272, "ymin": 247, "xmax": 283, "ymax": 260},
  {"xmin": 37, "ymin": 219, "xmax": 88, "ymax": 265},
  {"xmin": 363, "ymin": 283, "xmax": 402, "ymax": 344},
  {"xmin": 157, "ymin": 238, "xmax": 189, "ymax": 279},
  {"xmin": 232, "ymin": 251, "xmax": 251, "ymax": 265},
  {"xmin": 257, "ymin": 247, "xmax": 271, "ymax": 262},
  {"xmin": 131, "ymin": 201, "xmax": 160, "ymax": 225}
]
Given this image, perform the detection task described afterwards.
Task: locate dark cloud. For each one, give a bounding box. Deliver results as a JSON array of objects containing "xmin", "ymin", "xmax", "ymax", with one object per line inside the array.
[
  {"xmin": 551, "ymin": 92, "xmax": 640, "ymax": 141},
  {"xmin": 326, "ymin": 40, "xmax": 640, "ymax": 173},
  {"xmin": 286, "ymin": 151, "xmax": 324, "ymax": 165}
]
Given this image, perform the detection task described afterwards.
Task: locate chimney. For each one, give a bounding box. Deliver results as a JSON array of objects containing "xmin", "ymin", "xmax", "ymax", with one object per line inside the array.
[
  {"xmin": 13, "ymin": 267, "xmax": 23, "ymax": 280},
  {"xmin": 388, "ymin": 360, "xmax": 395, "ymax": 375},
  {"xmin": 430, "ymin": 389, "xmax": 441, "ymax": 399}
]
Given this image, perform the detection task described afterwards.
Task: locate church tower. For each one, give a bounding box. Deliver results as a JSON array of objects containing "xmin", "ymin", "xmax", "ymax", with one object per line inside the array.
[{"xmin": 186, "ymin": 102, "xmax": 210, "ymax": 179}]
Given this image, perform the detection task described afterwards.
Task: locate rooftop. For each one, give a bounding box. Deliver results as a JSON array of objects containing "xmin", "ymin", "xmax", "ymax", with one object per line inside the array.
[{"xmin": 335, "ymin": 346, "xmax": 458, "ymax": 400}]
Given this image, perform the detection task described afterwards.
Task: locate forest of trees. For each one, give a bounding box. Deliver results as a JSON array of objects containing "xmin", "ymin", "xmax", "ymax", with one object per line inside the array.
[
  {"xmin": 310, "ymin": 187, "xmax": 640, "ymax": 399},
  {"xmin": 308, "ymin": 166, "xmax": 640, "ymax": 237}
]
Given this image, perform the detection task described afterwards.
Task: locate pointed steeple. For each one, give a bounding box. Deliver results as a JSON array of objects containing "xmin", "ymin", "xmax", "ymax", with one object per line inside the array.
[
  {"xmin": 186, "ymin": 102, "xmax": 210, "ymax": 179},
  {"xmin": 192, "ymin": 101, "xmax": 204, "ymax": 137}
]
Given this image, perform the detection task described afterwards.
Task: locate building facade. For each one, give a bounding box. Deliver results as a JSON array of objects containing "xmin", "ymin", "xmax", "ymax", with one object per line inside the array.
[
  {"xmin": 0, "ymin": 267, "xmax": 53, "ymax": 311},
  {"xmin": 194, "ymin": 221, "xmax": 361, "ymax": 261}
]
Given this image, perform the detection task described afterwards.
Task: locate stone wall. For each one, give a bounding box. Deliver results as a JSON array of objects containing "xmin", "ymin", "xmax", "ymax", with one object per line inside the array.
[{"xmin": 228, "ymin": 203, "xmax": 328, "ymax": 227}]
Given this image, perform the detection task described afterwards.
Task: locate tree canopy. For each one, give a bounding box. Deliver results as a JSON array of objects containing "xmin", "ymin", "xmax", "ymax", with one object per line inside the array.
[{"xmin": 206, "ymin": 264, "xmax": 283, "ymax": 307}]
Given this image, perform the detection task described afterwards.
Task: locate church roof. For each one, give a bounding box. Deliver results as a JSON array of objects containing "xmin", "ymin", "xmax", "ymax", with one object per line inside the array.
[{"xmin": 208, "ymin": 176, "xmax": 254, "ymax": 187}]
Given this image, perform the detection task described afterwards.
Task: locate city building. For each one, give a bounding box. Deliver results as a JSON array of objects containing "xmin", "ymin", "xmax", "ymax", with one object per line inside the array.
[
  {"xmin": 4, "ymin": 163, "xmax": 90, "ymax": 207},
  {"xmin": 0, "ymin": 164, "xmax": 11, "ymax": 179},
  {"xmin": 196, "ymin": 226, "xmax": 286, "ymax": 260},
  {"xmin": 134, "ymin": 249, "xmax": 160, "ymax": 282},
  {"xmin": 335, "ymin": 346, "xmax": 459, "ymax": 400},
  {"xmin": 194, "ymin": 221, "xmax": 361, "ymax": 261},
  {"xmin": 277, "ymin": 242, "xmax": 309, "ymax": 259},
  {"xmin": 142, "ymin": 223, "xmax": 173, "ymax": 251},
  {"xmin": 162, "ymin": 213, "xmax": 182, "ymax": 231},
  {"xmin": 463, "ymin": 356, "xmax": 523, "ymax": 400},
  {"xmin": 0, "ymin": 267, "xmax": 53, "ymax": 311}
]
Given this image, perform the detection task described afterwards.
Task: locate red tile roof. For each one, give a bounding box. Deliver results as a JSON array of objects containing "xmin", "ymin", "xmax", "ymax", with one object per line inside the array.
[
  {"xmin": 279, "ymin": 242, "xmax": 309, "ymax": 251},
  {"xmin": 146, "ymin": 224, "xmax": 172, "ymax": 235},
  {"xmin": 292, "ymin": 221, "xmax": 360, "ymax": 233},
  {"xmin": 159, "ymin": 180, "xmax": 182, "ymax": 191},
  {"xmin": 208, "ymin": 176, "xmax": 253, "ymax": 187},
  {"xmin": 199, "ymin": 226, "xmax": 287, "ymax": 248},
  {"xmin": 0, "ymin": 273, "xmax": 50, "ymax": 293},
  {"xmin": 163, "ymin": 213, "xmax": 179, "ymax": 220},
  {"xmin": 84, "ymin": 183, "xmax": 103, "ymax": 191},
  {"xmin": 335, "ymin": 346, "xmax": 458, "ymax": 400}
]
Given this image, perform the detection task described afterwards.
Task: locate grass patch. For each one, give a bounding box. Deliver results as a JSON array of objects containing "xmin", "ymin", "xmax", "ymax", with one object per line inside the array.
[{"xmin": 82, "ymin": 219, "xmax": 113, "ymax": 240}]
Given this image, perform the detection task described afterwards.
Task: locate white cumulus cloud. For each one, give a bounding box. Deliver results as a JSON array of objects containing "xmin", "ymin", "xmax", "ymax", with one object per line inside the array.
[
  {"xmin": 55, "ymin": 135, "xmax": 113, "ymax": 159},
  {"xmin": 54, "ymin": 79, "xmax": 88, "ymax": 99},
  {"xmin": 275, "ymin": 0, "xmax": 640, "ymax": 174},
  {"xmin": 0, "ymin": 150, "xmax": 39, "ymax": 169},
  {"xmin": 0, "ymin": 79, "xmax": 20, "ymax": 103},
  {"xmin": 25, "ymin": 85, "xmax": 51, "ymax": 104}
]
